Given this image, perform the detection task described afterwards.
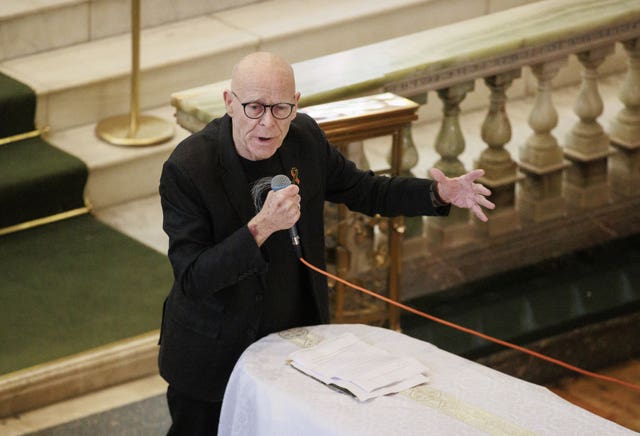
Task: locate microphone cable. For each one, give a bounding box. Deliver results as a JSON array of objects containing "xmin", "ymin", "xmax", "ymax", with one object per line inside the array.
[{"xmin": 299, "ymin": 256, "xmax": 640, "ymax": 392}]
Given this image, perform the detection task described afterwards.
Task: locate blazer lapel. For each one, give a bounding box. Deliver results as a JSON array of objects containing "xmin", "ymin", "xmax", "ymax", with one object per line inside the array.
[
  {"xmin": 278, "ymin": 133, "xmax": 310, "ymax": 251},
  {"xmin": 218, "ymin": 116, "xmax": 255, "ymax": 224}
]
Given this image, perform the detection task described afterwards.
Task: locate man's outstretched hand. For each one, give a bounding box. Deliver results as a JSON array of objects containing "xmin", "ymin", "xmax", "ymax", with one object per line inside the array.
[{"xmin": 429, "ymin": 168, "xmax": 496, "ymax": 222}]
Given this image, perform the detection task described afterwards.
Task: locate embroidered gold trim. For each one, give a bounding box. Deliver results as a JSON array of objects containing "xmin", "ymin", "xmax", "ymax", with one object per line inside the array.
[
  {"xmin": 278, "ymin": 327, "xmax": 323, "ymax": 348},
  {"xmin": 402, "ymin": 385, "xmax": 537, "ymax": 436}
]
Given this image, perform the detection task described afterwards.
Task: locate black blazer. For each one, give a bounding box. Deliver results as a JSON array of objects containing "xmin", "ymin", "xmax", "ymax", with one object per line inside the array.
[{"xmin": 158, "ymin": 113, "xmax": 448, "ymax": 401}]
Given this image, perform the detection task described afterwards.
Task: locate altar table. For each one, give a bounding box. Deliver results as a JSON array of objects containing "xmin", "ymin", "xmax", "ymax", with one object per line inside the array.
[{"xmin": 218, "ymin": 324, "xmax": 633, "ymax": 435}]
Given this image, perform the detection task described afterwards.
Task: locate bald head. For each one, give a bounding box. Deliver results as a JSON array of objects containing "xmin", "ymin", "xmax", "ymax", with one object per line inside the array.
[{"xmin": 230, "ymin": 52, "xmax": 296, "ymax": 99}]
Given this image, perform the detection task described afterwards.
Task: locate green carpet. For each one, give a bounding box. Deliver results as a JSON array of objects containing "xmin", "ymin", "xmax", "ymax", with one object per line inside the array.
[
  {"xmin": 0, "ymin": 71, "xmax": 88, "ymax": 229},
  {"xmin": 0, "ymin": 72, "xmax": 35, "ymax": 138},
  {"xmin": 0, "ymin": 136, "xmax": 88, "ymax": 228},
  {"xmin": 0, "ymin": 215, "xmax": 173, "ymax": 375}
]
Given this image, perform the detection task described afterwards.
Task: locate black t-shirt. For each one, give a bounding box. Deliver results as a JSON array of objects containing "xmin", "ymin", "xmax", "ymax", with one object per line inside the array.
[{"xmin": 239, "ymin": 153, "xmax": 316, "ymax": 338}]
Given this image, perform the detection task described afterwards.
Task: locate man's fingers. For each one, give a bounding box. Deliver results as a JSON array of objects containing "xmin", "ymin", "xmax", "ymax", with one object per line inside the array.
[
  {"xmin": 429, "ymin": 167, "xmax": 446, "ymax": 182},
  {"xmin": 263, "ymin": 187, "xmax": 301, "ymax": 228},
  {"xmin": 471, "ymin": 204, "xmax": 489, "ymax": 222},
  {"xmin": 477, "ymin": 196, "xmax": 495, "ymax": 210},
  {"xmin": 467, "ymin": 169, "xmax": 485, "ymax": 180},
  {"xmin": 474, "ymin": 183, "xmax": 491, "ymax": 196}
]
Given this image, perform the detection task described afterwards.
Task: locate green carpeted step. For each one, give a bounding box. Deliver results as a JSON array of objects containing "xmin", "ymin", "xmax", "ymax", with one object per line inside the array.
[
  {"xmin": 0, "ymin": 71, "xmax": 88, "ymax": 230},
  {"xmin": 0, "ymin": 136, "xmax": 88, "ymax": 228},
  {"xmin": 0, "ymin": 71, "xmax": 36, "ymax": 138},
  {"xmin": 0, "ymin": 215, "xmax": 172, "ymax": 375}
]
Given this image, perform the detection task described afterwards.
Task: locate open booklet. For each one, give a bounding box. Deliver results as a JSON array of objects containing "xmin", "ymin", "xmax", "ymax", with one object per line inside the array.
[{"xmin": 287, "ymin": 332, "xmax": 429, "ymax": 401}]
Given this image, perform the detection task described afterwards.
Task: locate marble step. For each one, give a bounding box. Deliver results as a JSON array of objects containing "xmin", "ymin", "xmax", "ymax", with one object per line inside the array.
[
  {"xmin": 0, "ymin": 0, "xmax": 260, "ymax": 62},
  {"xmin": 0, "ymin": 0, "xmax": 538, "ymax": 133},
  {"xmin": 0, "ymin": 0, "xmax": 544, "ymax": 63},
  {"xmin": 47, "ymin": 104, "xmax": 189, "ymax": 210}
]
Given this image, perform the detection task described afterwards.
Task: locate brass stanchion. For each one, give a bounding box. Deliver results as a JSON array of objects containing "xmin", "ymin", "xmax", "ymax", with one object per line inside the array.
[{"xmin": 96, "ymin": 0, "xmax": 174, "ymax": 146}]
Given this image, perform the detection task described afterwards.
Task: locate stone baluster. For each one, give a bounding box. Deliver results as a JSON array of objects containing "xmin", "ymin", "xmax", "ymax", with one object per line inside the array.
[
  {"xmin": 386, "ymin": 123, "xmax": 423, "ymax": 238},
  {"xmin": 433, "ymin": 82, "xmax": 474, "ymax": 175},
  {"xmin": 518, "ymin": 58, "xmax": 569, "ymax": 223},
  {"xmin": 609, "ymin": 38, "xmax": 640, "ymax": 197},
  {"xmin": 564, "ymin": 45, "xmax": 615, "ymax": 208},
  {"xmin": 426, "ymin": 81, "xmax": 475, "ymax": 247},
  {"xmin": 387, "ymin": 123, "xmax": 419, "ymax": 175},
  {"xmin": 474, "ymin": 69, "xmax": 522, "ymax": 236}
]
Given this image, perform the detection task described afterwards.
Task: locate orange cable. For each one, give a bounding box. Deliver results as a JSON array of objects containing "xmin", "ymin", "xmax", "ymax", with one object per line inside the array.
[{"xmin": 299, "ymin": 256, "xmax": 640, "ymax": 392}]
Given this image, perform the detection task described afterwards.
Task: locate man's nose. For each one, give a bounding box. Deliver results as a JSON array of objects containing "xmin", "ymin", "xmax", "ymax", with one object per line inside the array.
[{"xmin": 259, "ymin": 108, "xmax": 277, "ymax": 126}]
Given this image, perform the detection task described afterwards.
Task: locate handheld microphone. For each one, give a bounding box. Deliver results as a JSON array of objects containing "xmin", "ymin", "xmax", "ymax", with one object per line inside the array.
[{"xmin": 271, "ymin": 174, "xmax": 302, "ymax": 258}]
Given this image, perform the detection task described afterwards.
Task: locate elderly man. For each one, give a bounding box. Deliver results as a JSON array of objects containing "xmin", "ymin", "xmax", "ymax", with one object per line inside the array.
[{"xmin": 158, "ymin": 51, "xmax": 494, "ymax": 435}]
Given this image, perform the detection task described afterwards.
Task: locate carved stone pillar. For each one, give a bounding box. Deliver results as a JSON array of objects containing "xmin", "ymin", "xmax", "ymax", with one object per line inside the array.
[
  {"xmin": 426, "ymin": 81, "xmax": 476, "ymax": 247},
  {"xmin": 518, "ymin": 58, "xmax": 569, "ymax": 223},
  {"xmin": 474, "ymin": 69, "xmax": 522, "ymax": 236},
  {"xmin": 564, "ymin": 45, "xmax": 615, "ymax": 208},
  {"xmin": 609, "ymin": 38, "xmax": 640, "ymax": 197}
]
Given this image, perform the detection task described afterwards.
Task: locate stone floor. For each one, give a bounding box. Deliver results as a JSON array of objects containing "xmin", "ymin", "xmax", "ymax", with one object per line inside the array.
[{"xmin": 1, "ymin": 376, "xmax": 168, "ymax": 436}]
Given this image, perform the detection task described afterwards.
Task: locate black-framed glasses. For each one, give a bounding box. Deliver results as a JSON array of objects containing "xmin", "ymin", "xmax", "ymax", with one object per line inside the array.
[{"xmin": 231, "ymin": 91, "xmax": 295, "ymax": 120}]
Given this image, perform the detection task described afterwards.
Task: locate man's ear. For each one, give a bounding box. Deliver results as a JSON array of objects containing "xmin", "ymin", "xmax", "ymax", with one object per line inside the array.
[
  {"xmin": 223, "ymin": 89, "xmax": 234, "ymax": 116},
  {"xmin": 291, "ymin": 91, "xmax": 301, "ymax": 118}
]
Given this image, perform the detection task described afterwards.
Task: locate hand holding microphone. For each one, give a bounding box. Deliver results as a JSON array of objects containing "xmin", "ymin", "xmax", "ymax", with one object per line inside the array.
[
  {"xmin": 270, "ymin": 175, "xmax": 302, "ymax": 258},
  {"xmin": 247, "ymin": 175, "xmax": 301, "ymax": 256}
]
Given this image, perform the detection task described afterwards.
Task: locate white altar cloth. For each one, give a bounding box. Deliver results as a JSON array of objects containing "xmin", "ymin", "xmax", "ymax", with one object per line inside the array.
[{"xmin": 219, "ymin": 324, "xmax": 633, "ymax": 435}]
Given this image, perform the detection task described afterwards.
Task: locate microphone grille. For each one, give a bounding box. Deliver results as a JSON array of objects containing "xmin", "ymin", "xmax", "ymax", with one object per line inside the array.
[{"xmin": 271, "ymin": 174, "xmax": 291, "ymax": 191}]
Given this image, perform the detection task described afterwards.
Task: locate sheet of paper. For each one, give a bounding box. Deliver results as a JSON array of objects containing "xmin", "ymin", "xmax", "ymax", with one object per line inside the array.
[{"xmin": 287, "ymin": 332, "xmax": 429, "ymax": 401}]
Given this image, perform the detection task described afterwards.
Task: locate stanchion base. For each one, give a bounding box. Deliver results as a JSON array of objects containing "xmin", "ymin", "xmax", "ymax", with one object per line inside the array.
[{"xmin": 96, "ymin": 114, "xmax": 175, "ymax": 147}]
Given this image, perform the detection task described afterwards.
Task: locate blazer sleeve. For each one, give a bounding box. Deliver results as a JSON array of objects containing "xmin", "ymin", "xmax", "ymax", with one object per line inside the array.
[{"xmin": 303, "ymin": 118, "xmax": 450, "ymax": 218}]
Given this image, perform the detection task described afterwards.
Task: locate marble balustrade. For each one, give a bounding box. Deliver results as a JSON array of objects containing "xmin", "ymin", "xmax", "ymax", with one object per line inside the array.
[{"xmin": 171, "ymin": 0, "xmax": 640, "ymax": 300}]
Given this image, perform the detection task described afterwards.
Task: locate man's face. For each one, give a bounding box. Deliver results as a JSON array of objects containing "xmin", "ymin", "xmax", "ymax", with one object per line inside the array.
[{"xmin": 225, "ymin": 62, "xmax": 300, "ymax": 161}]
